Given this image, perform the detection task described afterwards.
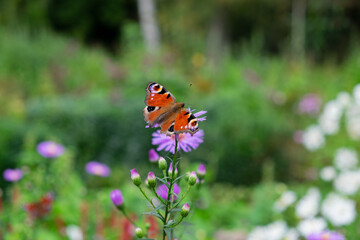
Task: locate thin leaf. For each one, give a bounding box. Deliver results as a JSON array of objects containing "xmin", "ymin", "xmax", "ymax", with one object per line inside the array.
[{"xmin": 174, "ymin": 174, "xmax": 187, "ymax": 182}]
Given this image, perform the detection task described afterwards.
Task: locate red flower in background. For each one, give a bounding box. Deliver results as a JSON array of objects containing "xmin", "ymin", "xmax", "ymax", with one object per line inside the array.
[{"xmin": 24, "ymin": 193, "xmax": 54, "ymax": 220}]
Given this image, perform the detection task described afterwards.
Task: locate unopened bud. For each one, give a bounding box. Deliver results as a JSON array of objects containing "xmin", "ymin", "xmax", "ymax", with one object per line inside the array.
[
  {"xmin": 181, "ymin": 203, "xmax": 190, "ymax": 217},
  {"xmin": 130, "ymin": 168, "xmax": 141, "ymax": 186},
  {"xmin": 168, "ymin": 163, "xmax": 178, "ymax": 179},
  {"xmin": 110, "ymin": 189, "xmax": 124, "ymax": 210},
  {"xmin": 197, "ymin": 163, "xmax": 206, "ymax": 180},
  {"xmin": 158, "ymin": 157, "xmax": 167, "ymax": 170},
  {"xmin": 135, "ymin": 227, "xmax": 144, "ymax": 238},
  {"xmin": 147, "ymin": 172, "xmax": 156, "ymax": 188},
  {"xmin": 188, "ymin": 171, "xmax": 197, "ymax": 186}
]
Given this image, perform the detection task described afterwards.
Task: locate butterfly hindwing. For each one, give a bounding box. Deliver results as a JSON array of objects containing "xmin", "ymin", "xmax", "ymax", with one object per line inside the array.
[{"xmin": 173, "ymin": 109, "xmax": 199, "ymax": 135}]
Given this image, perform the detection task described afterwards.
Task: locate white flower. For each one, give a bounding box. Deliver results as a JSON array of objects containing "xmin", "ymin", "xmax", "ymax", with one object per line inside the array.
[
  {"xmin": 318, "ymin": 115, "xmax": 339, "ymax": 135},
  {"xmin": 322, "ymin": 100, "xmax": 343, "ymax": 120},
  {"xmin": 336, "ymin": 91, "xmax": 352, "ymax": 108},
  {"xmin": 246, "ymin": 221, "xmax": 287, "ymax": 240},
  {"xmin": 318, "ymin": 100, "xmax": 343, "ymax": 135},
  {"xmin": 266, "ymin": 221, "xmax": 288, "ymax": 240},
  {"xmin": 297, "ymin": 218, "xmax": 327, "ymax": 237},
  {"xmin": 302, "ymin": 125, "xmax": 325, "ymax": 151},
  {"xmin": 283, "ymin": 228, "xmax": 300, "ymax": 240},
  {"xmin": 319, "ymin": 166, "xmax": 336, "ymax": 181},
  {"xmin": 66, "ymin": 225, "xmax": 83, "ymax": 240},
  {"xmin": 353, "ymin": 83, "xmax": 360, "ymax": 104},
  {"xmin": 274, "ymin": 191, "xmax": 297, "ymax": 212},
  {"xmin": 334, "ymin": 148, "xmax": 358, "ymax": 170},
  {"xmin": 346, "ymin": 103, "xmax": 360, "ymax": 140},
  {"xmin": 295, "ymin": 188, "xmax": 320, "ymax": 219},
  {"xmin": 346, "ymin": 119, "xmax": 360, "ymax": 140},
  {"xmin": 247, "ymin": 226, "xmax": 267, "ymax": 240},
  {"xmin": 321, "ymin": 192, "xmax": 357, "ymax": 226},
  {"xmin": 333, "ymin": 170, "xmax": 360, "ymax": 195}
]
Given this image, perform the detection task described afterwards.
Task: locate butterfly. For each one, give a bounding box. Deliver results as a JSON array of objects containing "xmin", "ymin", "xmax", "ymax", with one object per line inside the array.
[
  {"xmin": 24, "ymin": 193, "xmax": 54, "ymax": 219},
  {"xmin": 143, "ymin": 82, "xmax": 199, "ymax": 136}
]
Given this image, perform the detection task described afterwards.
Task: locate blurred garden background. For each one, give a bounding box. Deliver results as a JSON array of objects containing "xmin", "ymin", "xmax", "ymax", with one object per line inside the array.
[{"xmin": 1, "ymin": 0, "xmax": 360, "ymax": 239}]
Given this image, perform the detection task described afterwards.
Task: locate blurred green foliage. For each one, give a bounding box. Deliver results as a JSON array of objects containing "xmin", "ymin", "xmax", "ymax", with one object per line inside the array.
[{"xmin": 1, "ymin": 26, "xmax": 360, "ymax": 189}]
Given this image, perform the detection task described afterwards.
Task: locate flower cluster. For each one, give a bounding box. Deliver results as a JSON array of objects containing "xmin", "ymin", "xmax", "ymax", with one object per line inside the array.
[
  {"xmin": 301, "ymin": 84, "xmax": 360, "ymax": 150},
  {"xmin": 248, "ymin": 84, "xmax": 360, "ymax": 239}
]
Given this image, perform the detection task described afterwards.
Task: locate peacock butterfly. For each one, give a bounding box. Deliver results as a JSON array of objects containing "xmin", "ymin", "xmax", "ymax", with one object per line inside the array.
[{"xmin": 143, "ymin": 82, "xmax": 199, "ymax": 136}]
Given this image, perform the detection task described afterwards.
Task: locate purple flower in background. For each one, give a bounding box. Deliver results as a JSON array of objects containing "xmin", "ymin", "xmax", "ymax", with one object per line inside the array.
[
  {"xmin": 307, "ymin": 231, "xmax": 345, "ymax": 240},
  {"xmin": 85, "ymin": 161, "xmax": 111, "ymax": 177},
  {"xmin": 152, "ymin": 130, "xmax": 204, "ymax": 154},
  {"xmin": 148, "ymin": 149, "xmax": 159, "ymax": 162},
  {"xmin": 110, "ymin": 189, "xmax": 124, "ymax": 207},
  {"xmin": 37, "ymin": 141, "xmax": 65, "ymax": 158},
  {"xmin": 3, "ymin": 169, "xmax": 23, "ymax": 182},
  {"xmin": 298, "ymin": 94, "xmax": 322, "ymax": 115},
  {"xmin": 156, "ymin": 183, "xmax": 180, "ymax": 201}
]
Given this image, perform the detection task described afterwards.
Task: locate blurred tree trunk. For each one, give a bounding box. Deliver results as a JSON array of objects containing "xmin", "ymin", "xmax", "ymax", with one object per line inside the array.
[
  {"xmin": 291, "ymin": 0, "xmax": 306, "ymax": 61},
  {"xmin": 207, "ymin": 11, "xmax": 227, "ymax": 66},
  {"xmin": 137, "ymin": 0, "xmax": 161, "ymax": 53}
]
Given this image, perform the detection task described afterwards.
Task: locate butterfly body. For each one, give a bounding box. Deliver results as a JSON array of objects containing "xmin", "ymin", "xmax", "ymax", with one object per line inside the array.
[{"xmin": 144, "ymin": 82, "xmax": 199, "ymax": 135}]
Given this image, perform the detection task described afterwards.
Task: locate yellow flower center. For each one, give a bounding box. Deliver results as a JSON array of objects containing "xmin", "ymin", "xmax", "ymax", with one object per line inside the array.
[{"xmin": 321, "ymin": 233, "xmax": 331, "ymax": 240}]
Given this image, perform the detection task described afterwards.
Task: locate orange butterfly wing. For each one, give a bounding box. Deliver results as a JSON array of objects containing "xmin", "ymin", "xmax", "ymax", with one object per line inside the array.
[
  {"xmin": 173, "ymin": 109, "xmax": 199, "ymax": 135},
  {"xmin": 144, "ymin": 82, "xmax": 199, "ymax": 135}
]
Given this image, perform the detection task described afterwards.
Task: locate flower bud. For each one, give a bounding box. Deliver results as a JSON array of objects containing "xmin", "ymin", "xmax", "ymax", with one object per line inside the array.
[
  {"xmin": 147, "ymin": 172, "xmax": 156, "ymax": 188},
  {"xmin": 130, "ymin": 168, "xmax": 141, "ymax": 186},
  {"xmin": 135, "ymin": 227, "xmax": 144, "ymax": 238},
  {"xmin": 168, "ymin": 163, "xmax": 178, "ymax": 179},
  {"xmin": 158, "ymin": 157, "xmax": 167, "ymax": 170},
  {"xmin": 181, "ymin": 203, "xmax": 190, "ymax": 217},
  {"xmin": 149, "ymin": 149, "xmax": 159, "ymax": 163},
  {"xmin": 197, "ymin": 164, "xmax": 206, "ymax": 180},
  {"xmin": 110, "ymin": 189, "xmax": 124, "ymax": 210},
  {"xmin": 188, "ymin": 171, "xmax": 197, "ymax": 186}
]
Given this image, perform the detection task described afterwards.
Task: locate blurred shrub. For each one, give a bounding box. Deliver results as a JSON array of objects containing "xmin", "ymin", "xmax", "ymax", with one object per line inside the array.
[{"xmin": 2, "ymin": 28, "xmax": 360, "ymax": 188}]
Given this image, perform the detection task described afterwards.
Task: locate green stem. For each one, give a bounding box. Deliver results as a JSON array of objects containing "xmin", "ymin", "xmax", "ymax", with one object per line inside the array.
[
  {"xmin": 152, "ymin": 188, "xmax": 166, "ymax": 205},
  {"xmin": 121, "ymin": 208, "xmax": 138, "ymax": 227},
  {"xmin": 162, "ymin": 136, "xmax": 178, "ymax": 240},
  {"xmin": 169, "ymin": 216, "xmax": 184, "ymax": 228},
  {"xmin": 171, "ymin": 185, "xmax": 191, "ymax": 210},
  {"xmin": 138, "ymin": 186, "xmax": 165, "ymax": 221}
]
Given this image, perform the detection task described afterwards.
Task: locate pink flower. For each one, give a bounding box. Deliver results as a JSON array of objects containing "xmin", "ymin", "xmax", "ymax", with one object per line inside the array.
[
  {"xmin": 3, "ymin": 169, "xmax": 23, "ymax": 182},
  {"xmin": 307, "ymin": 231, "xmax": 344, "ymax": 240},
  {"xmin": 148, "ymin": 149, "xmax": 159, "ymax": 162},
  {"xmin": 298, "ymin": 94, "xmax": 321, "ymax": 115},
  {"xmin": 110, "ymin": 189, "xmax": 124, "ymax": 207},
  {"xmin": 85, "ymin": 161, "xmax": 111, "ymax": 177},
  {"xmin": 156, "ymin": 183, "xmax": 180, "ymax": 201},
  {"xmin": 37, "ymin": 141, "xmax": 65, "ymax": 158}
]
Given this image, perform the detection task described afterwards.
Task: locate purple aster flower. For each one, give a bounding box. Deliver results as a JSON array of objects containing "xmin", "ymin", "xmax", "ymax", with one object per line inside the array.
[
  {"xmin": 37, "ymin": 141, "xmax": 65, "ymax": 158},
  {"xmin": 110, "ymin": 189, "xmax": 124, "ymax": 207},
  {"xmin": 3, "ymin": 169, "xmax": 23, "ymax": 182},
  {"xmin": 156, "ymin": 183, "xmax": 180, "ymax": 202},
  {"xmin": 307, "ymin": 231, "xmax": 345, "ymax": 240},
  {"xmin": 85, "ymin": 161, "xmax": 111, "ymax": 177},
  {"xmin": 298, "ymin": 94, "xmax": 321, "ymax": 115},
  {"xmin": 148, "ymin": 149, "xmax": 159, "ymax": 162},
  {"xmin": 152, "ymin": 129, "xmax": 204, "ymax": 154}
]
